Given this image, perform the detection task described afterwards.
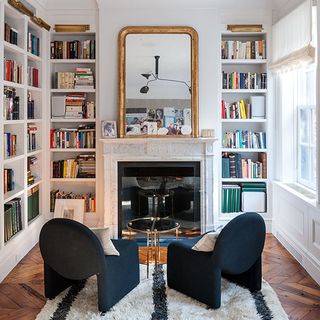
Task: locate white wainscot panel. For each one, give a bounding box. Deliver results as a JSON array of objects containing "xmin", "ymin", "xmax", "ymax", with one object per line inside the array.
[{"xmin": 308, "ymin": 209, "xmax": 320, "ymax": 261}]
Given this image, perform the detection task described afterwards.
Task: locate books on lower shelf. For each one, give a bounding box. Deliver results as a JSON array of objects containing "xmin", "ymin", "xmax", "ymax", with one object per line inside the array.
[
  {"xmin": 4, "ymin": 58, "xmax": 23, "ymax": 83},
  {"xmin": 3, "ymin": 132, "xmax": 17, "ymax": 159},
  {"xmin": 50, "ymin": 40, "xmax": 96, "ymax": 59},
  {"xmin": 27, "ymin": 66, "xmax": 39, "ymax": 87},
  {"xmin": 4, "ymin": 168, "xmax": 14, "ymax": 193},
  {"xmin": 28, "ymin": 185, "xmax": 40, "ymax": 222},
  {"xmin": 50, "ymin": 190, "xmax": 96, "ymax": 212},
  {"xmin": 222, "ymin": 152, "xmax": 267, "ymax": 179},
  {"xmin": 55, "ymin": 68, "xmax": 94, "ymax": 89},
  {"xmin": 223, "ymin": 130, "xmax": 266, "ymax": 149},
  {"xmin": 221, "ymin": 40, "xmax": 266, "ymax": 60},
  {"xmin": 50, "ymin": 124, "xmax": 95, "ymax": 149},
  {"xmin": 222, "ymin": 182, "xmax": 266, "ymax": 213},
  {"xmin": 51, "ymin": 154, "xmax": 96, "ymax": 178},
  {"xmin": 28, "ymin": 32, "xmax": 40, "ymax": 57},
  {"xmin": 27, "ymin": 124, "xmax": 38, "ymax": 151},
  {"xmin": 4, "ymin": 23, "xmax": 18, "ymax": 46},
  {"xmin": 27, "ymin": 91, "xmax": 35, "ymax": 119},
  {"xmin": 3, "ymin": 87, "xmax": 20, "ymax": 120},
  {"xmin": 4, "ymin": 198, "xmax": 22, "ymax": 243},
  {"xmin": 222, "ymin": 72, "xmax": 267, "ymax": 90}
]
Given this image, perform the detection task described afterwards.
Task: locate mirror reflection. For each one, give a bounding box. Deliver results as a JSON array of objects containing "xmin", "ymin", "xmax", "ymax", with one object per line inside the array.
[{"xmin": 125, "ymin": 34, "xmax": 192, "ymax": 136}]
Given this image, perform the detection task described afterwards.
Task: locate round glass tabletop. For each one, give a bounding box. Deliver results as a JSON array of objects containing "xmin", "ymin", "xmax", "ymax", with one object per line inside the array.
[{"xmin": 127, "ymin": 217, "xmax": 180, "ymax": 234}]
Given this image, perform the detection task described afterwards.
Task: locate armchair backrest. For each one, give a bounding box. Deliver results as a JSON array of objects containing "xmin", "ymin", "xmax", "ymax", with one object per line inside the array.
[
  {"xmin": 39, "ymin": 218, "xmax": 105, "ymax": 280},
  {"xmin": 212, "ymin": 212, "xmax": 266, "ymax": 274}
]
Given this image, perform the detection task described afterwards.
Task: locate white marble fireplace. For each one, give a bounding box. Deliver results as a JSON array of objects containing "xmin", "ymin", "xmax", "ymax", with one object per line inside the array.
[{"xmin": 101, "ymin": 138, "xmax": 217, "ymax": 237}]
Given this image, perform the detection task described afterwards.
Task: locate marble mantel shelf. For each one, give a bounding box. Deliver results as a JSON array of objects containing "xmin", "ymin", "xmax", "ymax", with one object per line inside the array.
[{"xmin": 100, "ymin": 137, "xmax": 218, "ymax": 144}]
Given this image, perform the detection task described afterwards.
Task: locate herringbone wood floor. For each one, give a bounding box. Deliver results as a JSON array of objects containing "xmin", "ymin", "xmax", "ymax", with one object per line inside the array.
[{"xmin": 0, "ymin": 234, "xmax": 319, "ymax": 320}]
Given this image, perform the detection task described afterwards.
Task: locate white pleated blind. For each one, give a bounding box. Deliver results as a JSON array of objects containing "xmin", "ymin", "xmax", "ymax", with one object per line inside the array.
[{"xmin": 271, "ymin": 0, "xmax": 315, "ymax": 72}]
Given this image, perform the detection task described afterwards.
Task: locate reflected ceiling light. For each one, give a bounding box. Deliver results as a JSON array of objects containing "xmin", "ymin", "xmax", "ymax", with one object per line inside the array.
[{"xmin": 139, "ymin": 55, "xmax": 191, "ymax": 94}]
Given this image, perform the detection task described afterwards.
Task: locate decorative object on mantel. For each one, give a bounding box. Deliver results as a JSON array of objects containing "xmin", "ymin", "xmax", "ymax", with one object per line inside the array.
[
  {"xmin": 101, "ymin": 120, "xmax": 117, "ymax": 139},
  {"xmin": 201, "ymin": 129, "xmax": 215, "ymax": 138},
  {"xmin": 54, "ymin": 24, "xmax": 90, "ymax": 33},
  {"xmin": 227, "ymin": 24, "xmax": 263, "ymax": 32},
  {"xmin": 8, "ymin": 0, "xmax": 51, "ymax": 31}
]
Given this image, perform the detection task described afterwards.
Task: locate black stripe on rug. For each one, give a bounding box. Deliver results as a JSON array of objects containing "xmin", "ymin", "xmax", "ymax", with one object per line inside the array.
[
  {"xmin": 151, "ymin": 265, "xmax": 168, "ymax": 320},
  {"xmin": 50, "ymin": 280, "xmax": 86, "ymax": 320},
  {"xmin": 252, "ymin": 291, "xmax": 273, "ymax": 320}
]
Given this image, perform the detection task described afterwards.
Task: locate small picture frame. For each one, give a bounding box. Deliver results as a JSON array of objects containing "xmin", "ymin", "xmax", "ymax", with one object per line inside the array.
[
  {"xmin": 101, "ymin": 120, "xmax": 117, "ymax": 138},
  {"xmin": 53, "ymin": 199, "xmax": 84, "ymax": 223}
]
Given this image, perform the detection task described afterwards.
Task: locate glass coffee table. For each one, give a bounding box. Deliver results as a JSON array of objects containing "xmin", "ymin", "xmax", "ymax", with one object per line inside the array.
[{"xmin": 127, "ymin": 217, "xmax": 180, "ymax": 277}]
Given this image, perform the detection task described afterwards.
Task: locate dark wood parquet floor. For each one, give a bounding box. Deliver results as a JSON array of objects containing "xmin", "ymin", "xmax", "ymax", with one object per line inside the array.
[{"xmin": 0, "ymin": 234, "xmax": 319, "ymax": 320}]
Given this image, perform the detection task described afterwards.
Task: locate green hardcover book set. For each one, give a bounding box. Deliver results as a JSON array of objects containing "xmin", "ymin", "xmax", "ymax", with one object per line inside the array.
[
  {"xmin": 28, "ymin": 185, "xmax": 40, "ymax": 222},
  {"xmin": 4, "ymin": 198, "xmax": 22, "ymax": 243},
  {"xmin": 222, "ymin": 185, "xmax": 241, "ymax": 213}
]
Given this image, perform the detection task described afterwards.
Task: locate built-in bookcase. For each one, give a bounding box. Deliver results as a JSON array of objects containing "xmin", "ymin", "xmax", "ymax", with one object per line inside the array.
[
  {"xmin": 219, "ymin": 30, "xmax": 270, "ymax": 224},
  {"xmin": 49, "ymin": 32, "xmax": 97, "ymax": 225},
  {"xmin": 0, "ymin": 2, "xmax": 46, "ymax": 256}
]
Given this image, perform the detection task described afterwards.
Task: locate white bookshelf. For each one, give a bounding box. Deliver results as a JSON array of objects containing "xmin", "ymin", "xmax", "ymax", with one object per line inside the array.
[
  {"xmin": 0, "ymin": 0, "xmax": 48, "ymax": 281},
  {"xmin": 219, "ymin": 28, "xmax": 270, "ymax": 224},
  {"xmin": 49, "ymin": 31, "xmax": 97, "ymax": 223}
]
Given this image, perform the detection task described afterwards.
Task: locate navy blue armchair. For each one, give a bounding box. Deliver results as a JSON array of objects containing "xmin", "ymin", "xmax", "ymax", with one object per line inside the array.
[
  {"xmin": 167, "ymin": 212, "xmax": 266, "ymax": 309},
  {"xmin": 39, "ymin": 218, "xmax": 140, "ymax": 313}
]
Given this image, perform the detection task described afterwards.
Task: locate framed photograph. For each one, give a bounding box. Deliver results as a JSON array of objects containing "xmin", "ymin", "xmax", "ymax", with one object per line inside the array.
[
  {"xmin": 54, "ymin": 199, "xmax": 84, "ymax": 223},
  {"xmin": 102, "ymin": 120, "xmax": 117, "ymax": 138}
]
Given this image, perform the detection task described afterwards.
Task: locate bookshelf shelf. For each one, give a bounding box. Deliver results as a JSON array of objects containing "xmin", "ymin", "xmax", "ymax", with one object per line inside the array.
[
  {"xmin": 26, "ymin": 179, "xmax": 42, "ymax": 191},
  {"xmin": 50, "ymin": 118, "xmax": 96, "ymax": 123},
  {"xmin": 222, "ymin": 59, "xmax": 267, "ymax": 65},
  {"xmin": 4, "ymin": 41, "xmax": 24, "ymax": 55},
  {"xmin": 3, "ymin": 80, "xmax": 24, "ymax": 89},
  {"xmin": 50, "ymin": 178, "xmax": 96, "ymax": 183},
  {"xmin": 50, "ymin": 59, "xmax": 96, "ymax": 64},
  {"xmin": 26, "ymin": 86, "xmax": 42, "ymax": 92},
  {"xmin": 4, "ymin": 187, "xmax": 24, "ymax": 204},
  {"xmin": 221, "ymin": 119, "xmax": 266, "ymax": 123},
  {"xmin": 27, "ymin": 52, "xmax": 42, "ymax": 63},
  {"xmin": 3, "ymin": 154, "xmax": 25, "ymax": 164},
  {"xmin": 27, "ymin": 149, "xmax": 42, "ymax": 156},
  {"xmin": 221, "ymin": 89, "xmax": 267, "ymax": 94},
  {"xmin": 51, "ymin": 88, "xmax": 96, "ymax": 93},
  {"xmin": 27, "ymin": 119, "xmax": 42, "ymax": 123},
  {"xmin": 221, "ymin": 178, "xmax": 268, "ymax": 182},
  {"xmin": 3, "ymin": 120, "xmax": 25, "ymax": 125},
  {"xmin": 50, "ymin": 148, "xmax": 96, "ymax": 152},
  {"xmin": 221, "ymin": 148, "xmax": 267, "ymax": 153}
]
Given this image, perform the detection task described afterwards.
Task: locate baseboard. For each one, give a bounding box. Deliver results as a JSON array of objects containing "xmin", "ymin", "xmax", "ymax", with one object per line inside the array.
[
  {"xmin": 274, "ymin": 225, "xmax": 320, "ymax": 285},
  {"xmin": 0, "ymin": 216, "xmax": 46, "ymax": 282}
]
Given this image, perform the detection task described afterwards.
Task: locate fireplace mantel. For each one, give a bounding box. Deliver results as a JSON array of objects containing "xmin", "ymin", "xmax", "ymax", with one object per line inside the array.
[{"xmin": 101, "ymin": 137, "xmax": 218, "ymax": 237}]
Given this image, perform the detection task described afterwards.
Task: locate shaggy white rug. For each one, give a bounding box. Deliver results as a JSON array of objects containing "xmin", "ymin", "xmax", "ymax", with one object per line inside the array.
[{"xmin": 36, "ymin": 265, "xmax": 288, "ymax": 320}]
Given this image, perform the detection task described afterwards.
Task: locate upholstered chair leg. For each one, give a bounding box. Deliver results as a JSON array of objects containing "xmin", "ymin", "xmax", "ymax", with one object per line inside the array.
[
  {"xmin": 44, "ymin": 263, "xmax": 75, "ymax": 299},
  {"xmin": 210, "ymin": 268, "xmax": 222, "ymax": 309},
  {"xmin": 97, "ymin": 274, "xmax": 108, "ymax": 313}
]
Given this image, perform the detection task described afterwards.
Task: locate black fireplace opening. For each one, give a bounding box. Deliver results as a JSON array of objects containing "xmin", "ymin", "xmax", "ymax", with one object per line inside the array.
[{"xmin": 118, "ymin": 161, "xmax": 201, "ymax": 243}]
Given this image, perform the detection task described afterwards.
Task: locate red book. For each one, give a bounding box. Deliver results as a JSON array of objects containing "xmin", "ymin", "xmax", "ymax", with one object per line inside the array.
[{"xmin": 221, "ymin": 100, "xmax": 225, "ymax": 119}]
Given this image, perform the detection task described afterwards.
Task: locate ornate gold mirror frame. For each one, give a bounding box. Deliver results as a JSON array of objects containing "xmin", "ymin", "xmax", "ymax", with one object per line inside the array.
[{"xmin": 118, "ymin": 26, "xmax": 199, "ymax": 138}]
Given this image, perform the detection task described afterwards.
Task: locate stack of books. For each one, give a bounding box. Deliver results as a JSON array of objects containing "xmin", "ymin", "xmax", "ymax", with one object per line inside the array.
[
  {"xmin": 222, "ymin": 72, "xmax": 267, "ymax": 90},
  {"xmin": 50, "ymin": 190, "xmax": 96, "ymax": 212},
  {"xmin": 74, "ymin": 68, "xmax": 94, "ymax": 89},
  {"xmin": 221, "ymin": 184, "xmax": 241, "ymax": 213},
  {"xmin": 4, "ymin": 198, "xmax": 22, "ymax": 243},
  {"xmin": 221, "ymin": 99, "xmax": 251, "ymax": 119},
  {"xmin": 27, "ymin": 66, "xmax": 39, "ymax": 87},
  {"xmin": 27, "ymin": 185, "xmax": 40, "ymax": 222},
  {"xmin": 50, "ymin": 124, "xmax": 95, "ymax": 149},
  {"xmin": 4, "ymin": 87, "xmax": 20, "ymax": 120},
  {"xmin": 4, "ymin": 23, "xmax": 18, "ymax": 45},
  {"xmin": 222, "ymin": 153, "xmax": 267, "ymax": 179},
  {"xmin": 77, "ymin": 154, "xmax": 96, "ymax": 178},
  {"xmin": 221, "ymin": 40, "xmax": 266, "ymax": 60},
  {"xmin": 27, "ymin": 124, "xmax": 38, "ymax": 151},
  {"xmin": 4, "ymin": 132, "xmax": 17, "ymax": 158},
  {"xmin": 51, "ymin": 159, "xmax": 79, "ymax": 178},
  {"xmin": 223, "ymin": 130, "xmax": 266, "ymax": 149},
  {"xmin": 4, "ymin": 59, "xmax": 23, "ymax": 83},
  {"xmin": 27, "ymin": 32, "xmax": 40, "ymax": 56},
  {"xmin": 27, "ymin": 91, "xmax": 35, "ymax": 119},
  {"xmin": 55, "ymin": 72, "xmax": 75, "ymax": 89},
  {"xmin": 50, "ymin": 40, "xmax": 96, "ymax": 59},
  {"xmin": 4, "ymin": 168, "xmax": 14, "ymax": 193}
]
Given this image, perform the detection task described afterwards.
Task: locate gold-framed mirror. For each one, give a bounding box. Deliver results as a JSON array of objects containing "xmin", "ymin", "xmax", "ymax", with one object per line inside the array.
[{"xmin": 118, "ymin": 26, "xmax": 199, "ymax": 138}]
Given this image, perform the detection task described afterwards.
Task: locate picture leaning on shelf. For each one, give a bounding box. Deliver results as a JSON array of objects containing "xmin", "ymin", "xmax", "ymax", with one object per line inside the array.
[{"xmin": 101, "ymin": 121, "xmax": 117, "ymax": 138}]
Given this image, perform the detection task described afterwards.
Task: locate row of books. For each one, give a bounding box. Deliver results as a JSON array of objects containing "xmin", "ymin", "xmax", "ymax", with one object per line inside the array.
[
  {"xmin": 50, "ymin": 40, "xmax": 96, "ymax": 59},
  {"xmin": 4, "ymin": 168, "xmax": 14, "ymax": 193},
  {"xmin": 222, "ymin": 153, "xmax": 267, "ymax": 179},
  {"xmin": 50, "ymin": 125, "xmax": 95, "ymax": 149},
  {"xmin": 27, "ymin": 124, "xmax": 38, "ymax": 151},
  {"xmin": 4, "ymin": 23, "xmax": 18, "ymax": 45},
  {"xmin": 3, "ymin": 87, "xmax": 20, "ymax": 120},
  {"xmin": 221, "ymin": 96, "xmax": 265, "ymax": 119},
  {"xmin": 4, "ymin": 198, "xmax": 22, "ymax": 243},
  {"xmin": 222, "ymin": 183, "xmax": 266, "ymax": 213},
  {"xmin": 27, "ymin": 156, "xmax": 38, "ymax": 186},
  {"xmin": 74, "ymin": 68, "xmax": 94, "ymax": 89},
  {"xmin": 50, "ymin": 190, "xmax": 96, "ymax": 213},
  {"xmin": 223, "ymin": 130, "xmax": 266, "ymax": 149},
  {"xmin": 27, "ymin": 185, "xmax": 40, "ymax": 222},
  {"xmin": 55, "ymin": 72, "xmax": 74, "ymax": 89},
  {"xmin": 27, "ymin": 66, "xmax": 39, "ymax": 87},
  {"xmin": 221, "ymin": 40, "xmax": 266, "ymax": 60},
  {"xmin": 65, "ymin": 93, "xmax": 95, "ymax": 119},
  {"xmin": 4, "ymin": 59, "xmax": 23, "ymax": 83},
  {"xmin": 222, "ymin": 72, "xmax": 267, "ymax": 90},
  {"xmin": 28, "ymin": 32, "xmax": 40, "ymax": 57},
  {"xmin": 27, "ymin": 92, "xmax": 35, "ymax": 119},
  {"xmin": 4, "ymin": 132, "xmax": 17, "ymax": 158},
  {"xmin": 51, "ymin": 154, "xmax": 96, "ymax": 179}
]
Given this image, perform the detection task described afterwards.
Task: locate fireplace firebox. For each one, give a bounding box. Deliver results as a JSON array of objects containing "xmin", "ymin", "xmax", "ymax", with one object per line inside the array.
[{"xmin": 118, "ymin": 161, "xmax": 201, "ymax": 241}]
